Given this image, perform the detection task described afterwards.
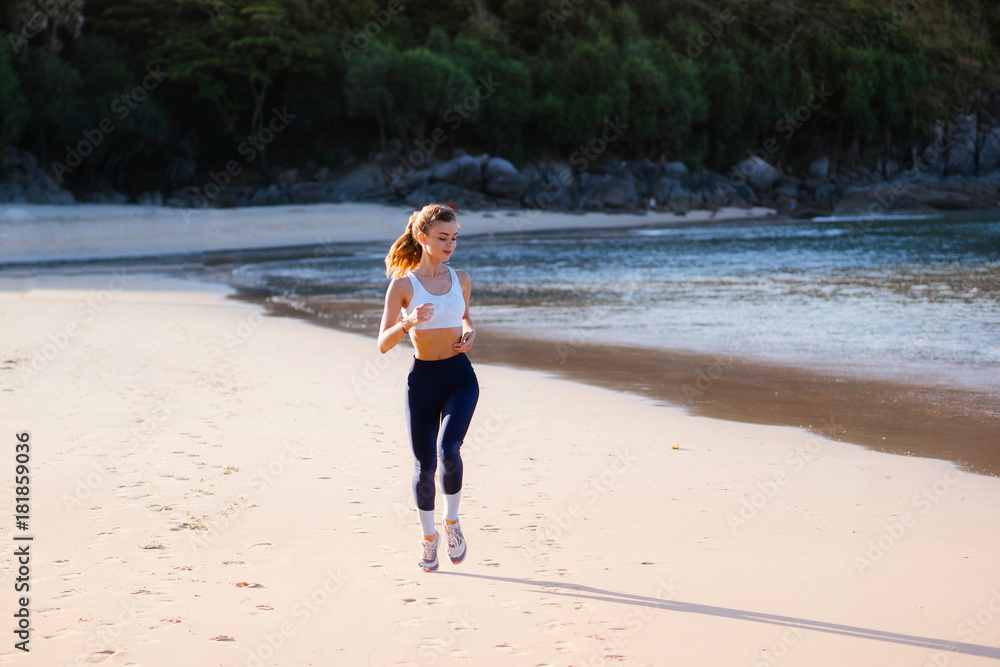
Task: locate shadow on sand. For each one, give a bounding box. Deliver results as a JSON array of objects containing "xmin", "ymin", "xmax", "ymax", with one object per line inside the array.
[{"xmin": 439, "ymin": 571, "xmax": 1000, "ymax": 659}]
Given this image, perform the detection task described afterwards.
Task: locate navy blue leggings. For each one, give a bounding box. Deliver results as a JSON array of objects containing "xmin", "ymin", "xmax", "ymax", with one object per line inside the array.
[{"xmin": 405, "ymin": 352, "xmax": 480, "ymax": 511}]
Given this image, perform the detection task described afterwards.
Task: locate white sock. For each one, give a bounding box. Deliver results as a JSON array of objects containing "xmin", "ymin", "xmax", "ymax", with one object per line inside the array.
[
  {"xmin": 418, "ymin": 509, "xmax": 436, "ymax": 538},
  {"xmin": 443, "ymin": 491, "xmax": 461, "ymax": 523}
]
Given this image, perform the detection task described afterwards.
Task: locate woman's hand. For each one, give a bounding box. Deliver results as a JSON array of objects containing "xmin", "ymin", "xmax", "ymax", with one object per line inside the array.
[
  {"xmin": 404, "ymin": 302, "xmax": 434, "ymax": 332},
  {"xmin": 453, "ymin": 330, "xmax": 475, "ymax": 353}
]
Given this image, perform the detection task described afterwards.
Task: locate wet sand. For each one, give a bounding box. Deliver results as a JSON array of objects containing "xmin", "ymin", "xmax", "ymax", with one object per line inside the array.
[{"xmin": 243, "ymin": 294, "xmax": 1000, "ymax": 477}]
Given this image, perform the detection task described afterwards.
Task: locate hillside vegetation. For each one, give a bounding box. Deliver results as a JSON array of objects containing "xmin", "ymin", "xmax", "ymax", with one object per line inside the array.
[{"xmin": 2, "ymin": 0, "xmax": 998, "ymax": 194}]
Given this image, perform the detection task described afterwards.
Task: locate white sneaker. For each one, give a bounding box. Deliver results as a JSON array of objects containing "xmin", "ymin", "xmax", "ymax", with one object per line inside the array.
[
  {"xmin": 418, "ymin": 531, "xmax": 439, "ymax": 572},
  {"xmin": 444, "ymin": 519, "xmax": 466, "ymax": 564}
]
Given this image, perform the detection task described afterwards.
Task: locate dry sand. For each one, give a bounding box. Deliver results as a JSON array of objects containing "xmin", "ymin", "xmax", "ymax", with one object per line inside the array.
[
  {"xmin": 0, "ymin": 202, "xmax": 776, "ymax": 264},
  {"xmin": 1, "ymin": 271, "xmax": 999, "ymax": 667}
]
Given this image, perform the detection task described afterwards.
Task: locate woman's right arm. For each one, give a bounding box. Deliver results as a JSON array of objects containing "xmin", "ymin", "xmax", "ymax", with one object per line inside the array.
[{"xmin": 378, "ymin": 278, "xmax": 411, "ymax": 354}]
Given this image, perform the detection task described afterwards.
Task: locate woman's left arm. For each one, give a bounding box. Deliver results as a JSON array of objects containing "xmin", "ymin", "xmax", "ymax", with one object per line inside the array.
[{"xmin": 454, "ymin": 269, "xmax": 475, "ymax": 353}]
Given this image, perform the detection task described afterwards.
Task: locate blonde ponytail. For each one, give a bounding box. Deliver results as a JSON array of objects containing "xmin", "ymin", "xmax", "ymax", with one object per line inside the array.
[{"xmin": 384, "ymin": 203, "xmax": 459, "ymax": 279}]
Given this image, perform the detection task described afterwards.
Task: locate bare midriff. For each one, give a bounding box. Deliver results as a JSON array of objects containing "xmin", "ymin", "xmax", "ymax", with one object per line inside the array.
[{"xmin": 409, "ymin": 327, "xmax": 464, "ymax": 361}]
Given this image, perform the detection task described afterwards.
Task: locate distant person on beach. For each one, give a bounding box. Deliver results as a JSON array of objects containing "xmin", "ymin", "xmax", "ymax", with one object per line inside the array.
[{"xmin": 377, "ymin": 203, "xmax": 479, "ymax": 572}]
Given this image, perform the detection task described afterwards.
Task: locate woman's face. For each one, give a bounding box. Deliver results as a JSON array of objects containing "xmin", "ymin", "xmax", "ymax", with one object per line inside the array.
[{"xmin": 419, "ymin": 220, "xmax": 459, "ymax": 262}]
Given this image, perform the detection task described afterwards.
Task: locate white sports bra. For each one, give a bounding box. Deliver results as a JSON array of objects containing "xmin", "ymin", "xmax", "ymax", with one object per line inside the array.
[{"xmin": 403, "ymin": 266, "xmax": 465, "ymax": 330}]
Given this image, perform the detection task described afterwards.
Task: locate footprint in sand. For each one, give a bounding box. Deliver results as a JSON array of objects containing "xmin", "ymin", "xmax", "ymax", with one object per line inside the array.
[
  {"xmin": 249, "ymin": 543, "xmax": 272, "ymax": 551},
  {"xmin": 81, "ymin": 649, "xmax": 116, "ymax": 663},
  {"xmin": 396, "ymin": 617, "xmax": 424, "ymax": 627},
  {"xmin": 449, "ymin": 649, "xmax": 472, "ymax": 661},
  {"xmin": 539, "ymin": 598, "xmax": 561, "ymax": 607},
  {"xmin": 395, "ymin": 578, "xmax": 421, "ymax": 588},
  {"xmin": 555, "ymin": 640, "xmax": 575, "ymax": 654},
  {"xmin": 55, "ymin": 588, "xmax": 84, "ymax": 600},
  {"xmin": 402, "ymin": 597, "xmax": 443, "ymax": 607},
  {"xmin": 479, "ymin": 559, "xmax": 500, "ymax": 568},
  {"xmin": 492, "ymin": 643, "xmax": 519, "ymax": 654},
  {"xmin": 543, "ymin": 619, "xmax": 572, "ymax": 632},
  {"xmin": 210, "ymin": 635, "xmax": 236, "ymax": 642}
]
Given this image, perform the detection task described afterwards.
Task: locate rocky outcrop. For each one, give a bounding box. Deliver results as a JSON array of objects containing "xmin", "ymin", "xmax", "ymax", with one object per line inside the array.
[
  {"xmin": 733, "ymin": 156, "xmax": 779, "ymax": 190},
  {"xmin": 483, "ymin": 157, "xmax": 527, "ymax": 200},
  {"xmin": 0, "ymin": 146, "xmax": 76, "ymax": 204},
  {"xmin": 834, "ymin": 173, "xmax": 1000, "ymax": 216}
]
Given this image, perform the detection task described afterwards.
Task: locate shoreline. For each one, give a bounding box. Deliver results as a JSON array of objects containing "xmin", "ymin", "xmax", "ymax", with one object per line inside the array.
[
  {"xmin": 238, "ymin": 292, "xmax": 1000, "ymax": 478},
  {"xmin": 0, "ymin": 202, "xmax": 777, "ymax": 265},
  {"xmin": 2, "ymin": 270, "xmax": 1000, "ymax": 665},
  {"xmin": 3, "ymin": 200, "xmax": 995, "ymax": 477}
]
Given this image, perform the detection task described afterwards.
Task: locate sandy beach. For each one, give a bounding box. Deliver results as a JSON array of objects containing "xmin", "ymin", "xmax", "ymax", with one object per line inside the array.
[
  {"xmin": 2, "ymin": 266, "xmax": 1000, "ymax": 666},
  {"xmin": 0, "ymin": 202, "xmax": 776, "ymax": 264}
]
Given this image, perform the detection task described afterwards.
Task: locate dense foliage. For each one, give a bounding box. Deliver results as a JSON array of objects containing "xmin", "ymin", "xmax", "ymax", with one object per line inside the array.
[{"xmin": 2, "ymin": 0, "xmax": 998, "ymax": 193}]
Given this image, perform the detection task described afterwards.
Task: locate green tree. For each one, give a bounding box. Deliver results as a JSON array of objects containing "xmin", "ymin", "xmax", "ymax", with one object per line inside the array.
[{"xmin": 0, "ymin": 45, "xmax": 29, "ymax": 143}]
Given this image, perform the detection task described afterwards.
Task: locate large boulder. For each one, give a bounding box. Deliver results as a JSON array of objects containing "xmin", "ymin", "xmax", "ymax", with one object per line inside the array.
[
  {"xmin": 405, "ymin": 182, "xmax": 489, "ymax": 210},
  {"xmin": 289, "ymin": 181, "xmax": 333, "ymax": 204},
  {"xmin": 250, "ymin": 184, "xmax": 290, "ymax": 206},
  {"xmin": 522, "ymin": 161, "xmax": 575, "ymax": 209},
  {"xmin": 833, "ymin": 176, "xmax": 1000, "ymax": 215},
  {"xmin": 944, "ymin": 114, "xmax": 977, "ymax": 177},
  {"xmin": 2, "ymin": 145, "xmax": 75, "ymax": 203},
  {"xmin": 652, "ymin": 177, "xmax": 703, "ymax": 213},
  {"xmin": 979, "ymin": 127, "xmax": 1000, "ymax": 173},
  {"xmin": 809, "ymin": 157, "xmax": 830, "ymax": 179},
  {"xmin": 577, "ymin": 174, "xmax": 640, "ymax": 211},
  {"xmin": 663, "ymin": 161, "xmax": 690, "ymax": 180},
  {"xmin": 732, "ymin": 155, "xmax": 779, "ymax": 190},
  {"xmin": 430, "ymin": 154, "xmax": 483, "ymax": 191},
  {"xmin": 483, "ymin": 157, "xmax": 527, "ymax": 200},
  {"xmin": 331, "ymin": 165, "xmax": 391, "ymax": 201},
  {"xmin": 624, "ymin": 158, "xmax": 660, "ymax": 198}
]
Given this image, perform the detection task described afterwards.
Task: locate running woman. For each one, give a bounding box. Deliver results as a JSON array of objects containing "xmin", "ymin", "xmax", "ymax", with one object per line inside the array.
[{"xmin": 377, "ymin": 203, "xmax": 480, "ymax": 572}]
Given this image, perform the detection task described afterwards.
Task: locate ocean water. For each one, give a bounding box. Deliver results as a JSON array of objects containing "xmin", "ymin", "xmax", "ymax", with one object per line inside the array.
[{"xmin": 229, "ymin": 210, "xmax": 1000, "ymax": 391}]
